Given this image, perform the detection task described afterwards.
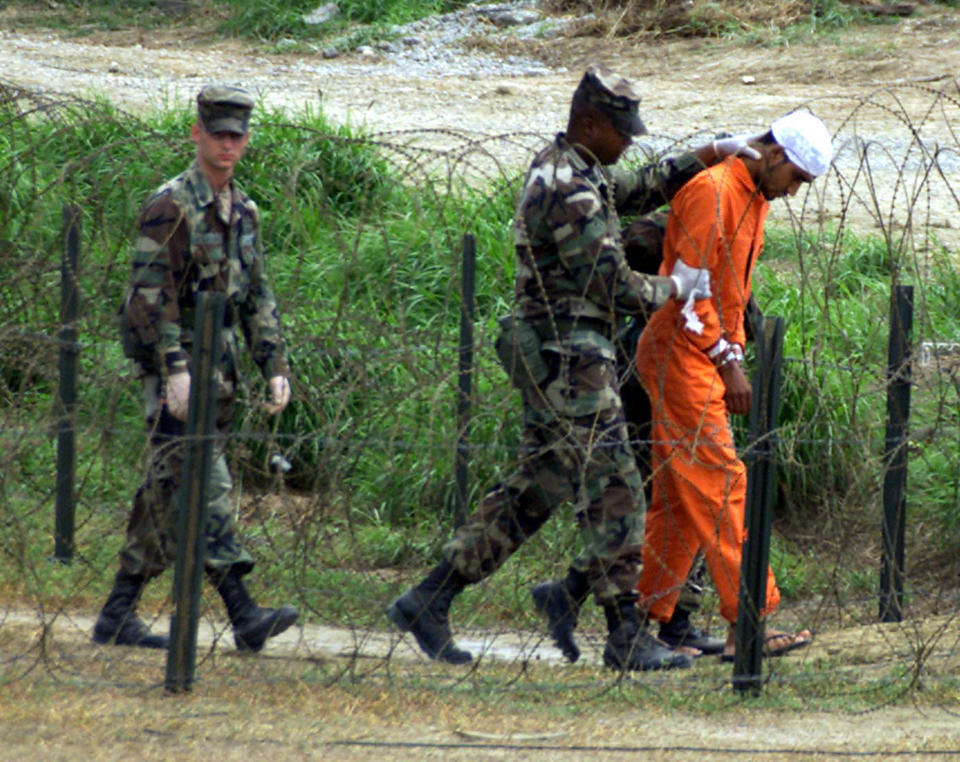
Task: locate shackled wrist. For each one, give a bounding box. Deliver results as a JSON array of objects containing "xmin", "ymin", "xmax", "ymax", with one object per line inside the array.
[{"xmin": 708, "ymin": 338, "xmax": 744, "ymax": 368}]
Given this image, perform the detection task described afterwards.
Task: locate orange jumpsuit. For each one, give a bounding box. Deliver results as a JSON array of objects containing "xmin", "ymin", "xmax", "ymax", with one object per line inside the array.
[{"xmin": 635, "ymin": 157, "xmax": 780, "ymax": 625}]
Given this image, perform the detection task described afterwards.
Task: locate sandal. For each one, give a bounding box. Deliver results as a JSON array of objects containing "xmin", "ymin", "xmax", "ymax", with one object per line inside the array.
[{"xmin": 720, "ymin": 628, "xmax": 811, "ymax": 662}]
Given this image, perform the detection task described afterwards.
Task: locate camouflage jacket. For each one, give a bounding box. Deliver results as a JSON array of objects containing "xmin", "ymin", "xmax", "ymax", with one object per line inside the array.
[
  {"xmin": 121, "ymin": 161, "xmax": 287, "ymax": 397},
  {"xmin": 513, "ymin": 133, "xmax": 704, "ymax": 340}
]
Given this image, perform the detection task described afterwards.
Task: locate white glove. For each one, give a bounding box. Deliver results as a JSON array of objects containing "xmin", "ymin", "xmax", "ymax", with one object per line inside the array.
[
  {"xmin": 669, "ymin": 259, "xmax": 712, "ymax": 302},
  {"xmin": 164, "ymin": 372, "xmax": 191, "ymax": 422},
  {"xmin": 264, "ymin": 375, "xmax": 291, "ymax": 415},
  {"xmin": 713, "ymin": 132, "xmax": 764, "ymax": 160}
]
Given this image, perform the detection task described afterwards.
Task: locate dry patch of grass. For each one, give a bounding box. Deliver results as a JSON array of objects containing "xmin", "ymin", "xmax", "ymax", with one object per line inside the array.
[
  {"xmin": 544, "ymin": 0, "xmax": 813, "ymax": 38},
  {"xmin": 2, "ymin": 607, "xmax": 960, "ymax": 760}
]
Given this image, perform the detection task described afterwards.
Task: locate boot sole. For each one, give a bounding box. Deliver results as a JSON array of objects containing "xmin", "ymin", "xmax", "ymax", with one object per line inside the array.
[
  {"xmin": 91, "ymin": 633, "xmax": 169, "ymax": 649},
  {"xmin": 235, "ymin": 607, "xmax": 299, "ymax": 652},
  {"xmin": 386, "ymin": 599, "xmax": 472, "ymax": 665},
  {"xmin": 531, "ymin": 584, "xmax": 580, "ymax": 663},
  {"xmin": 603, "ymin": 646, "xmax": 693, "ymax": 671}
]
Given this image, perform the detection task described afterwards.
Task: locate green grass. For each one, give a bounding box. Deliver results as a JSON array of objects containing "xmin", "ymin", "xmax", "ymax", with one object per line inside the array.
[
  {"xmin": 1, "ymin": 0, "xmax": 174, "ymax": 33},
  {"xmin": 3, "ymin": 79, "xmax": 960, "ymax": 663},
  {"xmin": 217, "ymin": 0, "xmax": 470, "ymax": 40},
  {"xmin": 0, "ymin": 0, "xmax": 472, "ymax": 42},
  {"xmin": 2, "ymin": 0, "xmax": 926, "ymax": 47}
]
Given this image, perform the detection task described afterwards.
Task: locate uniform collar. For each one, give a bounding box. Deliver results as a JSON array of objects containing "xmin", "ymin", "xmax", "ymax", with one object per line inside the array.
[
  {"xmin": 185, "ymin": 161, "xmax": 236, "ymax": 223},
  {"xmin": 555, "ymin": 132, "xmax": 607, "ymax": 184},
  {"xmin": 185, "ymin": 160, "xmax": 217, "ymax": 209}
]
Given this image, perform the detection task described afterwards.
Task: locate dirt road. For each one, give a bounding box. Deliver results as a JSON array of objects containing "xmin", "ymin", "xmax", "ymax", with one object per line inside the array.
[
  {"xmin": 2, "ymin": 8, "xmax": 958, "ymax": 144},
  {"xmin": 4, "ymin": 6, "xmax": 960, "ymax": 241}
]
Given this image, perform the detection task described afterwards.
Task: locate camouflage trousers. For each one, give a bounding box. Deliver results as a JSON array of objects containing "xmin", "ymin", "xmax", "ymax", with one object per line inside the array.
[
  {"xmin": 444, "ymin": 335, "xmax": 645, "ymax": 605},
  {"xmin": 119, "ymin": 407, "xmax": 254, "ymax": 580}
]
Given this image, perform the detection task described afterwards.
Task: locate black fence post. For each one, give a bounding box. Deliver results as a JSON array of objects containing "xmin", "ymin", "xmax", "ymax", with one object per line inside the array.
[
  {"xmin": 453, "ymin": 234, "xmax": 476, "ymax": 528},
  {"xmin": 54, "ymin": 204, "xmax": 80, "ymax": 563},
  {"xmin": 879, "ymin": 285, "xmax": 913, "ymax": 623},
  {"xmin": 733, "ymin": 315, "xmax": 785, "ymax": 695},
  {"xmin": 165, "ymin": 292, "xmax": 225, "ymax": 693}
]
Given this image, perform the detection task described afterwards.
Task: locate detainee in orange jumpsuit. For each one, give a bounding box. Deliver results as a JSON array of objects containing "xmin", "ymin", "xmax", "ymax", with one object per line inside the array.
[{"xmin": 635, "ymin": 111, "xmax": 833, "ymax": 658}]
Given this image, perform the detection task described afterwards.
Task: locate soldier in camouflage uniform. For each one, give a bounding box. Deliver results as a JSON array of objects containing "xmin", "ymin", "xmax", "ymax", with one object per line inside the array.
[
  {"xmin": 528, "ymin": 213, "xmax": 721, "ymax": 663},
  {"xmin": 530, "ymin": 137, "xmax": 768, "ymax": 664},
  {"xmin": 388, "ymin": 66, "xmax": 718, "ymax": 671},
  {"xmin": 93, "ymin": 86, "xmax": 298, "ymax": 652}
]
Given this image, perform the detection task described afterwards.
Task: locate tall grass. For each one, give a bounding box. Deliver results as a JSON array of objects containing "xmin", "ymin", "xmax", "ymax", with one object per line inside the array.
[
  {"xmin": 0, "ymin": 92, "xmax": 528, "ymax": 616},
  {"xmin": 3, "ymin": 88, "xmax": 960, "ymax": 633},
  {"xmin": 754, "ymin": 226, "xmax": 960, "ymax": 566},
  {"xmin": 5, "ymin": 0, "xmax": 472, "ymax": 40},
  {"xmin": 217, "ymin": 0, "xmax": 470, "ymax": 38}
]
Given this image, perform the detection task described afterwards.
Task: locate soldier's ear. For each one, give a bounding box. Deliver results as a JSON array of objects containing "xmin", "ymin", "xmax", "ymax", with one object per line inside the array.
[{"xmin": 579, "ymin": 112, "xmax": 601, "ymax": 139}]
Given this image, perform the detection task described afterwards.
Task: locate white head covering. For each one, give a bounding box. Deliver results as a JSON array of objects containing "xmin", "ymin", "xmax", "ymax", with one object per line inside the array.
[{"xmin": 770, "ymin": 111, "xmax": 833, "ymax": 178}]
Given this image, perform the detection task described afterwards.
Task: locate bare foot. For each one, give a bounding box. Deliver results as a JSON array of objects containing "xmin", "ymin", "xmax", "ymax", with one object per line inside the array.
[
  {"xmin": 763, "ymin": 628, "xmax": 812, "ymax": 657},
  {"xmin": 721, "ymin": 625, "xmax": 812, "ymax": 660},
  {"xmin": 671, "ymin": 644, "xmax": 703, "ymax": 658}
]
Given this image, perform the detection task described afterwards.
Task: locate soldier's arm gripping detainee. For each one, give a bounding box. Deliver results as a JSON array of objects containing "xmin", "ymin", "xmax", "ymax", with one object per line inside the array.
[
  {"xmin": 387, "ymin": 65, "xmax": 711, "ymax": 672},
  {"xmin": 536, "ymin": 106, "xmax": 768, "ymax": 663}
]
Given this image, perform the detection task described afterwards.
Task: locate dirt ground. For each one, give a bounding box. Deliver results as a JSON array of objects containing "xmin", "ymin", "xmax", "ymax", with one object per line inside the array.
[
  {"xmin": 2, "ymin": 605, "xmax": 960, "ymax": 760},
  {"xmin": 2, "ymin": 5, "xmax": 959, "ymax": 148},
  {"xmin": 4, "ymin": 4, "xmax": 960, "ymax": 241},
  {"xmin": 4, "ymin": 4, "xmax": 960, "ymax": 759}
]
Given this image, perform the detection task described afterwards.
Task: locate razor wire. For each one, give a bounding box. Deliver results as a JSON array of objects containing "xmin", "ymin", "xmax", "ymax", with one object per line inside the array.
[{"xmin": 2, "ymin": 76, "xmax": 960, "ymax": 719}]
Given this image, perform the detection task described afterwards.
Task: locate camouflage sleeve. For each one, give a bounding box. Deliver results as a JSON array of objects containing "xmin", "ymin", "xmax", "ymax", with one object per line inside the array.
[
  {"xmin": 611, "ymin": 151, "xmax": 706, "ymax": 216},
  {"xmin": 125, "ymin": 192, "xmax": 190, "ymax": 376},
  {"xmin": 237, "ymin": 206, "xmax": 288, "ymax": 379},
  {"xmin": 545, "ymin": 168, "xmax": 673, "ymax": 316}
]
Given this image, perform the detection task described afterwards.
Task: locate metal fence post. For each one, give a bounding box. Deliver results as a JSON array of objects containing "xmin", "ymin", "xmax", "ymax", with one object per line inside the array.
[
  {"xmin": 733, "ymin": 315, "xmax": 785, "ymax": 695},
  {"xmin": 165, "ymin": 292, "xmax": 225, "ymax": 693},
  {"xmin": 879, "ymin": 285, "xmax": 913, "ymax": 623},
  {"xmin": 453, "ymin": 233, "xmax": 476, "ymax": 528},
  {"xmin": 54, "ymin": 204, "xmax": 80, "ymax": 563}
]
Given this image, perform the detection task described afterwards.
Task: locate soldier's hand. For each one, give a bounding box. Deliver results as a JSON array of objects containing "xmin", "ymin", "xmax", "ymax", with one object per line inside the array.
[
  {"xmin": 264, "ymin": 375, "xmax": 291, "ymax": 415},
  {"xmin": 669, "ymin": 259, "xmax": 712, "ymax": 302},
  {"xmin": 713, "ymin": 132, "xmax": 763, "ymax": 161},
  {"xmin": 164, "ymin": 371, "xmax": 191, "ymax": 422}
]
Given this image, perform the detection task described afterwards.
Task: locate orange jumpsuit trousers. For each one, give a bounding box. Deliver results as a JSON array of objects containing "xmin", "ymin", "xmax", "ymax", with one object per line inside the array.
[{"xmin": 635, "ymin": 157, "xmax": 780, "ymax": 625}]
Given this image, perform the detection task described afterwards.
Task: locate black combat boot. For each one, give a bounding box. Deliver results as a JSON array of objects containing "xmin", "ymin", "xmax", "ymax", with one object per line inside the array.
[
  {"xmin": 386, "ymin": 560, "xmax": 472, "ymax": 664},
  {"xmin": 602, "ymin": 595, "xmax": 692, "ymax": 671},
  {"xmin": 531, "ymin": 567, "xmax": 590, "ymax": 663},
  {"xmin": 212, "ymin": 568, "xmax": 299, "ymax": 652},
  {"xmin": 92, "ymin": 570, "xmax": 169, "ymax": 649},
  {"xmin": 658, "ymin": 605, "xmax": 726, "ymax": 655}
]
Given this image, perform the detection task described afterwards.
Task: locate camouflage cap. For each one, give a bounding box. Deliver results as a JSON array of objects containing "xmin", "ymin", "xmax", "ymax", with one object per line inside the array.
[
  {"xmin": 574, "ymin": 65, "xmax": 647, "ymax": 137},
  {"xmin": 197, "ymin": 85, "xmax": 254, "ymax": 135}
]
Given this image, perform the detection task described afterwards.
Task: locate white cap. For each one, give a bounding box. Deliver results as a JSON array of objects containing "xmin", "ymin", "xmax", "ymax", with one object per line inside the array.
[{"xmin": 770, "ymin": 110, "xmax": 833, "ymax": 178}]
